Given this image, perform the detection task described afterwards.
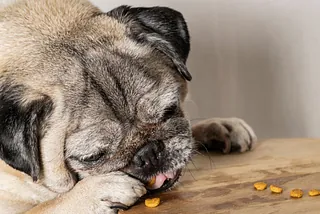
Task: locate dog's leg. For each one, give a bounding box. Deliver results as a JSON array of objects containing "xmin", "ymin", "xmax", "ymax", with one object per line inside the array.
[
  {"xmin": 192, "ymin": 118, "xmax": 257, "ymax": 153},
  {"xmin": 25, "ymin": 172, "xmax": 146, "ymax": 214}
]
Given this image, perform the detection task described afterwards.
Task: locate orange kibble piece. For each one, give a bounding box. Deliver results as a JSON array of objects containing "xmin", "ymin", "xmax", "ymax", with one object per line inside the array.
[
  {"xmin": 290, "ymin": 189, "xmax": 303, "ymax": 198},
  {"xmin": 254, "ymin": 182, "xmax": 268, "ymax": 191},
  {"xmin": 147, "ymin": 177, "xmax": 156, "ymax": 187},
  {"xmin": 145, "ymin": 198, "xmax": 160, "ymax": 208},
  {"xmin": 270, "ymin": 185, "xmax": 283, "ymax": 194},
  {"xmin": 309, "ymin": 189, "xmax": 320, "ymax": 197}
]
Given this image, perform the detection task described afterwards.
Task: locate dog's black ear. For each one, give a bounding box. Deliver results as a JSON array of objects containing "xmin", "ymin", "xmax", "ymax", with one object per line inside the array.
[
  {"xmin": 107, "ymin": 5, "xmax": 192, "ymax": 81},
  {"xmin": 0, "ymin": 84, "xmax": 53, "ymax": 181}
]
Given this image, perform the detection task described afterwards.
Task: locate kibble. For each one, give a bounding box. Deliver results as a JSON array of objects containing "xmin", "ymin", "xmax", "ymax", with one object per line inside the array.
[
  {"xmin": 270, "ymin": 185, "xmax": 283, "ymax": 194},
  {"xmin": 147, "ymin": 177, "xmax": 156, "ymax": 187},
  {"xmin": 309, "ymin": 189, "xmax": 320, "ymax": 197},
  {"xmin": 290, "ymin": 189, "xmax": 303, "ymax": 198},
  {"xmin": 145, "ymin": 198, "xmax": 161, "ymax": 208},
  {"xmin": 254, "ymin": 182, "xmax": 268, "ymax": 191}
]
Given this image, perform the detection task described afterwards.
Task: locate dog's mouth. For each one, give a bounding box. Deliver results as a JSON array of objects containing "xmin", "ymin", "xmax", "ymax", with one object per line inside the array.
[
  {"xmin": 125, "ymin": 168, "xmax": 182, "ymax": 195},
  {"xmin": 145, "ymin": 169, "xmax": 182, "ymax": 194}
]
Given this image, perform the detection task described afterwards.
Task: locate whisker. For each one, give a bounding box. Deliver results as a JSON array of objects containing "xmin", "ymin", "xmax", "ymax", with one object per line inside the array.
[
  {"xmin": 186, "ymin": 165, "xmax": 197, "ymax": 181},
  {"xmin": 182, "ymin": 168, "xmax": 187, "ymax": 177},
  {"xmin": 190, "ymin": 159, "xmax": 198, "ymax": 171},
  {"xmin": 196, "ymin": 141, "xmax": 210, "ymax": 153},
  {"xmin": 195, "ymin": 140, "xmax": 215, "ymax": 170},
  {"xmin": 193, "ymin": 150, "xmax": 209, "ymax": 158},
  {"xmin": 176, "ymin": 180, "xmax": 186, "ymax": 189}
]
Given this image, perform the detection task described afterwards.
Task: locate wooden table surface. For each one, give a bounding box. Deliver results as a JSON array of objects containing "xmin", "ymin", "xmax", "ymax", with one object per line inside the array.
[{"xmin": 122, "ymin": 139, "xmax": 320, "ymax": 214}]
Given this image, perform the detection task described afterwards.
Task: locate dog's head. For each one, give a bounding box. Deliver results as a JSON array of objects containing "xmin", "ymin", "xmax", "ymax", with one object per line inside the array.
[{"xmin": 0, "ymin": 1, "xmax": 194, "ymax": 193}]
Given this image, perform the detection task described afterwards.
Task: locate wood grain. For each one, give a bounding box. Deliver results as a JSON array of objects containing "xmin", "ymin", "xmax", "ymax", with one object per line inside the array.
[{"xmin": 121, "ymin": 139, "xmax": 320, "ymax": 214}]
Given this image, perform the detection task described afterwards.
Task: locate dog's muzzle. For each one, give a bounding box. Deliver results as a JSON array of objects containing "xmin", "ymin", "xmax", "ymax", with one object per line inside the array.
[
  {"xmin": 123, "ymin": 141, "xmax": 182, "ymax": 193},
  {"xmin": 132, "ymin": 140, "xmax": 164, "ymax": 171}
]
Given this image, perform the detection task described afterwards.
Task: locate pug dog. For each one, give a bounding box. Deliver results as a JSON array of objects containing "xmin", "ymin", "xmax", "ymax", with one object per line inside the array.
[{"xmin": 0, "ymin": 0, "xmax": 257, "ymax": 213}]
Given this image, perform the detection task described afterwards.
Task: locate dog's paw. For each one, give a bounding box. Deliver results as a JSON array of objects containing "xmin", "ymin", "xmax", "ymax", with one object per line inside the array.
[
  {"xmin": 192, "ymin": 117, "xmax": 257, "ymax": 153},
  {"xmin": 71, "ymin": 171, "xmax": 146, "ymax": 214}
]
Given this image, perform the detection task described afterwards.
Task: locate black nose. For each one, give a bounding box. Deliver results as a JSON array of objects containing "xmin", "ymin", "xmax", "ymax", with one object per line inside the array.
[{"xmin": 132, "ymin": 141, "xmax": 165, "ymax": 170}]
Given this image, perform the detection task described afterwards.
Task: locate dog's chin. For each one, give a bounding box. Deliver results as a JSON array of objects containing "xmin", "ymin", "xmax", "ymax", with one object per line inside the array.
[{"xmin": 125, "ymin": 169, "xmax": 183, "ymax": 195}]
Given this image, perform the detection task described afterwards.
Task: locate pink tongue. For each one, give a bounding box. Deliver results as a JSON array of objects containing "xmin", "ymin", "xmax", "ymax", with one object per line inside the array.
[{"xmin": 148, "ymin": 172, "xmax": 175, "ymax": 190}]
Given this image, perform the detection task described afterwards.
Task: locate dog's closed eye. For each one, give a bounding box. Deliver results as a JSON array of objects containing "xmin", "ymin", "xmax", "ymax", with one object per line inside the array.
[
  {"xmin": 82, "ymin": 153, "xmax": 105, "ymax": 162},
  {"xmin": 70, "ymin": 152, "xmax": 105, "ymax": 163},
  {"xmin": 162, "ymin": 104, "xmax": 178, "ymax": 121}
]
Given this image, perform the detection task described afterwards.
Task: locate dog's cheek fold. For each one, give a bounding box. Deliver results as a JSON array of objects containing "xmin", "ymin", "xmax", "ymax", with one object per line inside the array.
[{"xmin": 0, "ymin": 83, "xmax": 53, "ymax": 181}]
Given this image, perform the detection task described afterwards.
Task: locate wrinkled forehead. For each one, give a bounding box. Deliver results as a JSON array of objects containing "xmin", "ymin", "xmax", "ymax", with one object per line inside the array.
[{"xmin": 84, "ymin": 40, "xmax": 188, "ymax": 110}]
